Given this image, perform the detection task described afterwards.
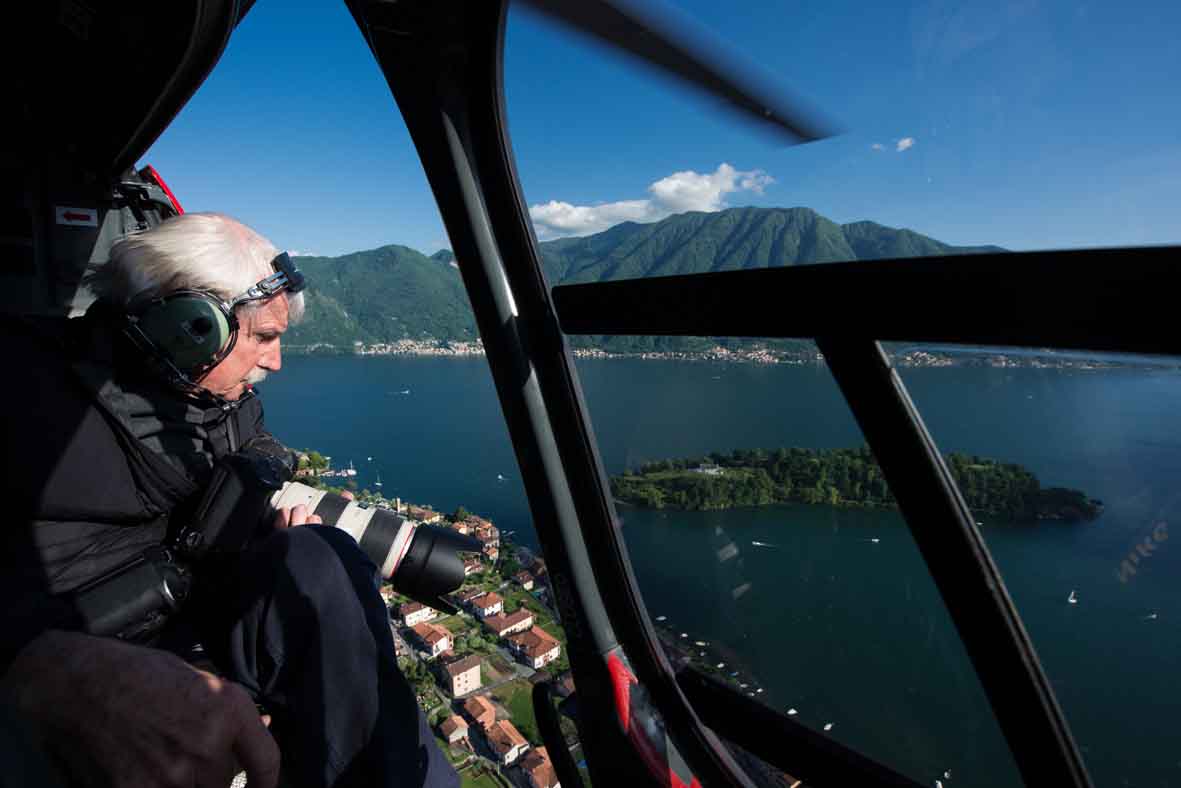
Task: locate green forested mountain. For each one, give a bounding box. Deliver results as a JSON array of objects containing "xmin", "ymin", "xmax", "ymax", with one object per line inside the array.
[
  {"xmin": 540, "ymin": 206, "xmax": 1002, "ymax": 285},
  {"xmin": 284, "ymin": 207, "xmax": 1003, "ymax": 351},
  {"xmin": 283, "ymin": 245, "xmax": 479, "ymax": 349}
]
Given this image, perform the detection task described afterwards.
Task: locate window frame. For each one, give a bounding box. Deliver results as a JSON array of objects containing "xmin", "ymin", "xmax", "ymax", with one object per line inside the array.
[{"xmin": 339, "ymin": 0, "xmax": 1148, "ymax": 784}]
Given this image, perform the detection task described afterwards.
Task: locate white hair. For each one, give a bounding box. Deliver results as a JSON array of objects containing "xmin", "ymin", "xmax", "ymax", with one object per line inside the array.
[{"xmin": 91, "ymin": 212, "xmax": 305, "ymax": 321}]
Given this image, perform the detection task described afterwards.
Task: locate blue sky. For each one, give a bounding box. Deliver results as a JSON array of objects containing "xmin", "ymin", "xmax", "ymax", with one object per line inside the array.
[{"xmin": 143, "ymin": 0, "xmax": 1181, "ymax": 258}]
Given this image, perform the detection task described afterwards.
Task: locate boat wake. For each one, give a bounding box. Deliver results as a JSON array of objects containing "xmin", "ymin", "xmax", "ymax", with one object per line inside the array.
[{"xmin": 750, "ymin": 540, "xmax": 778, "ymax": 548}]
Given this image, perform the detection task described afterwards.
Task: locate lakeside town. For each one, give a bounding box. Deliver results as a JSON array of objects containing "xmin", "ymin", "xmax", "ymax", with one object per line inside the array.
[
  {"xmin": 285, "ymin": 338, "xmax": 1168, "ymax": 371},
  {"xmin": 294, "ymin": 451, "xmax": 816, "ymax": 788},
  {"xmin": 383, "ymin": 504, "xmax": 572, "ymax": 788},
  {"xmin": 295, "ymin": 453, "xmax": 577, "ymax": 788}
]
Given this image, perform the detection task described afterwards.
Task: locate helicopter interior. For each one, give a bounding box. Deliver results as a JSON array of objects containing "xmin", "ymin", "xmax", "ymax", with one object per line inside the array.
[{"xmin": 4, "ymin": 2, "xmax": 1180, "ymax": 787}]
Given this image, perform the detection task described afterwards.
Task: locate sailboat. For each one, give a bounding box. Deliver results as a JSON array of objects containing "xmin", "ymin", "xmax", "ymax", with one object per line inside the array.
[
  {"xmin": 1068, "ymin": 590, "xmax": 1078, "ymax": 604},
  {"xmin": 345, "ymin": 460, "xmax": 357, "ymax": 477},
  {"xmin": 375, "ymin": 470, "xmax": 383, "ymax": 488}
]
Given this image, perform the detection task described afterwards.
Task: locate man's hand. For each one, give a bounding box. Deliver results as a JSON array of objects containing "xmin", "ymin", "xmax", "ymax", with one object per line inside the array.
[
  {"xmin": 272, "ymin": 490, "xmax": 353, "ymax": 530},
  {"xmin": 272, "ymin": 503, "xmax": 322, "ymax": 529},
  {"xmin": 1, "ymin": 630, "xmax": 280, "ymax": 788}
]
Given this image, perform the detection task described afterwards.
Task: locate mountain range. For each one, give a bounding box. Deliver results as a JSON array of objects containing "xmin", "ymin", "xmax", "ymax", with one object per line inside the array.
[{"xmin": 282, "ymin": 206, "xmax": 1004, "ymax": 352}]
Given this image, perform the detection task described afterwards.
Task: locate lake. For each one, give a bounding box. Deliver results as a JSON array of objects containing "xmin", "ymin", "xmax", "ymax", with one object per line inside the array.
[{"xmin": 261, "ymin": 354, "xmax": 1181, "ymax": 787}]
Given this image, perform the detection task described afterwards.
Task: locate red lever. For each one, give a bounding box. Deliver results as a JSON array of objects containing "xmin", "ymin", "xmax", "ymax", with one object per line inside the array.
[{"xmin": 140, "ymin": 164, "xmax": 184, "ymax": 215}]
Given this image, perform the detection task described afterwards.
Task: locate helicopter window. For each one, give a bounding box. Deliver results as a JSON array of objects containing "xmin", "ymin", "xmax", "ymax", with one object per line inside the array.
[
  {"xmin": 561, "ymin": 341, "xmax": 1023, "ymax": 785},
  {"xmin": 894, "ymin": 345, "xmax": 1181, "ymax": 788},
  {"xmin": 506, "ymin": 0, "xmax": 1178, "ymax": 782}
]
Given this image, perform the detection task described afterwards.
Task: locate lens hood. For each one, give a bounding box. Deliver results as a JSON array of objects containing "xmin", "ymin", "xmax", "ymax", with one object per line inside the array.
[{"xmin": 392, "ymin": 525, "xmax": 483, "ymax": 610}]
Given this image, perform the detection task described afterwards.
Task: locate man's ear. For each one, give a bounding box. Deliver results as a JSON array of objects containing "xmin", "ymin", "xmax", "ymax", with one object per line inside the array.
[{"xmin": 135, "ymin": 294, "xmax": 235, "ymax": 371}]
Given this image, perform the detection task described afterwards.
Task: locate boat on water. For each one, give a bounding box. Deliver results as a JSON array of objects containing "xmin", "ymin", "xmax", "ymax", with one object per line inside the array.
[
  {"xmin": 375, "ymin": 471, "xmax": 383, "ymax": 488},
  {"xmin": 346, "ymin": 460, "xmax": 357, "ymax": 477},
  {"xmin": 1068, "ymin": 590, "xmax": 1078, "ymax": 604}
]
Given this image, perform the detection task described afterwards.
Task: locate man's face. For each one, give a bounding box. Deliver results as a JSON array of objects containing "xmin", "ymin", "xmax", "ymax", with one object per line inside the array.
[{"xmin": 198, "ymin": 294, "xmax": 290, "ymax": 400}]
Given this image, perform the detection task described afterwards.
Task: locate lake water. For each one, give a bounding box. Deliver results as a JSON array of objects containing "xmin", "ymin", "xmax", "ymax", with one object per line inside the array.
[{"xmin": 261, "ymin": 354, "xmax": 1181, "ymax": 787}]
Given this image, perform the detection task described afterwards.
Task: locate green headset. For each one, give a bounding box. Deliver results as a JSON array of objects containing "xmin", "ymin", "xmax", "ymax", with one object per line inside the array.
[{"xmin": 124, "ymin": 252, "xmax": 305, "ymax": 386}]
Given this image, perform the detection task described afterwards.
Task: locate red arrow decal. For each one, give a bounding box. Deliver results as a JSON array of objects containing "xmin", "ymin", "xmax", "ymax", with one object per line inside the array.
[{"xmin": 63, "ymin": 211, "xmax": 93, "ymax": 222}]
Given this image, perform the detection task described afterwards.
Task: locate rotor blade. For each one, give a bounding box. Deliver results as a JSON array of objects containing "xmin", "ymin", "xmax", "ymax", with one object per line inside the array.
[{"xmin": 517, "ymin": 0, "xmax": 837, "ymax": 144}]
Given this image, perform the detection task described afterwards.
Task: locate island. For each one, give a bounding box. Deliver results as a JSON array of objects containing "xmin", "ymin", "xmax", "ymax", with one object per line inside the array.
[{"xmin": 610, "ymin": 447, "xmax": 1103, "ymax": 522}]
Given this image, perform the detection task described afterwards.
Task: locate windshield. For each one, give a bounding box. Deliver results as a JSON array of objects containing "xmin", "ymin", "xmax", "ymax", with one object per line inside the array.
[{"xmin": 504, "ymin": 0, "xmax": 1180, "ymax": 785}]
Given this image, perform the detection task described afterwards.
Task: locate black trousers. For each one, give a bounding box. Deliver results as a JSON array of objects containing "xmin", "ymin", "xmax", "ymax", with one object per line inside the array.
[{"xmin": 176, "ymin": 525, "xmax": 458, "ymax": 788}]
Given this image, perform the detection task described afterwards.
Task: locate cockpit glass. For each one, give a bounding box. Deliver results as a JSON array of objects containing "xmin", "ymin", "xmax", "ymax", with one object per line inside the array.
[
  {"xmin": 570, "ymin": 345, "xmax": 1026, "ymax": 785},
  {"xmin": 506, "ymin": 0, "xmax": 1180, "ymax": 784},
  {"xmin": 893, "ymin": 345, "xmax": 1181, "ymax": 787}
]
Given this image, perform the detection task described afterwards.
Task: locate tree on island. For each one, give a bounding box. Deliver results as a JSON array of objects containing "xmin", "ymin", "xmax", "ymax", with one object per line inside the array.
[
  {"xmin": 452, "ymin": 505, "xmax": 471, "ymax": 522},
  {"xmin": 611, "ymin": 446, "xmax": 1103, "ymax": 522}
]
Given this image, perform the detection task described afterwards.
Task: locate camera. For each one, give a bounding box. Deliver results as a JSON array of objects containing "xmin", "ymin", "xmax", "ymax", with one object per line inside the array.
[
  {"xmin": 72, "ymin": 442, "xmax": 482, "ymax": 638},
  {"xmin": 267, "ymin": 482, "xmax": 483, "ymax": 607}
]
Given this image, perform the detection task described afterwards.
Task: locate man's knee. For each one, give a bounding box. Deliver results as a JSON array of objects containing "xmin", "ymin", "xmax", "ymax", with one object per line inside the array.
[{"xmin": 256, "ymin": 525, "xmax": 379, "ymax": 592}]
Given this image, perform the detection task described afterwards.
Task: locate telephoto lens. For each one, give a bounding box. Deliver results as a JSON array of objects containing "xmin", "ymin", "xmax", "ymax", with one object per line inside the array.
[{"xmin": 269, "ymin": 482, "xmax": 483, "ymax": 609}]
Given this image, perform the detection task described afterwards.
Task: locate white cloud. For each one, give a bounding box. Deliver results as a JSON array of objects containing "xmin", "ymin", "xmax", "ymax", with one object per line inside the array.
[
  {"xmin": 528, "ymin": 199, "xmax": 654, "ymax": 239},
  {"xmin": 287, "ymin": 249, "xmax": 318, "ymax": 257},
  {"xmin": 529, "ymin": 163, "xmax": 774, "ymax": 240},
  {"xmin": 896, "ymin": 137, "xmax": 915, "ymax": 152},
  {"xmin": 871, "ymin": 143, "xmax": 885, "ymax": 151}
]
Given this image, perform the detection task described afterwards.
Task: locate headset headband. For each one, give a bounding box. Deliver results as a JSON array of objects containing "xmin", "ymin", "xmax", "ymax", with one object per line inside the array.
[{"xmin": 226, "ymin": 252, "xmax": 306, "ymax": 311}]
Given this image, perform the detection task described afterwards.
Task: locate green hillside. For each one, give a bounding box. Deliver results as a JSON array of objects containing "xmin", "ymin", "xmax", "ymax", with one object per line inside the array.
[
  {"xmin": 283, "ymin": 245, "xmax": 478, "ymax": 351},
  {"xmin": 284, "ymin": 207, "xmax": 1003, "ymax": 352},
  {"xmin": 540, "ymin": 207, "xmax": 1002, "ymax": 284}
]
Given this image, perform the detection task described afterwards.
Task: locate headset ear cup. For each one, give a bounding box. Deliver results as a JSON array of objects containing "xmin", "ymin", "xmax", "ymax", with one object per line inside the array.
[{"xmin": 135, "ymin": 295, "xmax": 234, "ymax": 372}]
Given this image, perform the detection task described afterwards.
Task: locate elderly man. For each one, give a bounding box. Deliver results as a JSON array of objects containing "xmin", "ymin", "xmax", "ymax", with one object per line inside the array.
[{"xmin": 0, "ymin": 214, "xmax": 457, "ymax": 788}]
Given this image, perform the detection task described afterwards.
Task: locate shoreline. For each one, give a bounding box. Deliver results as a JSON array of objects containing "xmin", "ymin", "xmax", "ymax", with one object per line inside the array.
[{"xmin": 283, "ymin": 341, "xmax": 1178, "ymax": 370}]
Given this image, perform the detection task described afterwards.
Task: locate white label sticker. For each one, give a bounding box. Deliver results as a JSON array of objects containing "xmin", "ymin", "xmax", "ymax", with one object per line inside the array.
[{"xmin": 55, "ymin": 206, "xmax": 98, "ymax": 227}]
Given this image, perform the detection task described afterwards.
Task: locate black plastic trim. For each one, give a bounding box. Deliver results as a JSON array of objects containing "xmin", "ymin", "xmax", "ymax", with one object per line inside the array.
[
  {"xmin": 551, "ymin": 245, "xmax": 1181, "ymax": 356},
  {"xmin": 113, "ymin": 0, "xmax": 243, "ymax": 174},
  {"xmin": 470, "ymin": 7, "xmax": 766, "ymax": 788},
  {"xmin": 460, "ymin": 4, "xmax": 765, "ymax": 787},
  {"xmin": 344, "ymin": 2, "xmax": 665, "ymax": 785},
  {"xmin": 677, "ymin": 666, "xmax": 924, "ymax": 788},
  {"xmin": 533, "ymin": 682, "xmax": 586, "ymax": 788}
]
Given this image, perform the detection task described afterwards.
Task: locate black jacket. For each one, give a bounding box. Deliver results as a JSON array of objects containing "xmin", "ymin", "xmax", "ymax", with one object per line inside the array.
[{"xmin": 1, "ymin": 307, "xmax": 266, "ymax": 669}]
